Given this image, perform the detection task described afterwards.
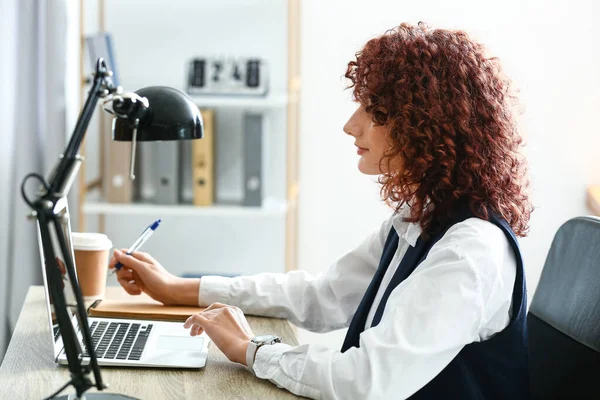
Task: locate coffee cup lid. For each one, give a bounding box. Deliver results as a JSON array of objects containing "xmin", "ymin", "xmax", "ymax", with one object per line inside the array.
[{"xmin": 71, "ymin": 232, "xmax": 113, "ymax": 251}]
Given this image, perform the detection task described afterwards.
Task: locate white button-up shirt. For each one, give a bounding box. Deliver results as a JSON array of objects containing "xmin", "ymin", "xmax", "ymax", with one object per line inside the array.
[{"xmin": 199, "ymin": 208, "xmax": 517, "ymax": 399}]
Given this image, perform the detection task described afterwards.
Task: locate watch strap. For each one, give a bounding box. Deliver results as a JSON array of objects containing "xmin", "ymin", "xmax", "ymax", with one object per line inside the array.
[
  {"xmin": 246, "ymin": 334, "xmax": 282, "ymax": 372},
  {"xmin": 246, "ymin": 339, "xmax": 258, "ymax": 371}
]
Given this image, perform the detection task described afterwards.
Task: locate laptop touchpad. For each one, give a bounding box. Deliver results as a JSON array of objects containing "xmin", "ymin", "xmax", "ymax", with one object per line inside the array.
[{"xmin": 156, "ymin": 335, "xmax": 204, "ymax": 351}]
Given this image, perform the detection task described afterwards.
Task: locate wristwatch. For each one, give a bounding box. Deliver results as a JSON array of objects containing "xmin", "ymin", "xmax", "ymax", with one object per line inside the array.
[{"xmin": 246, "ymin": 334, "xmax": 282, "ymax": 372}]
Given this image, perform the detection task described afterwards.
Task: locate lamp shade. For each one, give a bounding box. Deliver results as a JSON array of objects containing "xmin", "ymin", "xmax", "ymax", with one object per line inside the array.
[{"xmin": 112, "ymin": 86, "xmax": 203, "ymax": 141}]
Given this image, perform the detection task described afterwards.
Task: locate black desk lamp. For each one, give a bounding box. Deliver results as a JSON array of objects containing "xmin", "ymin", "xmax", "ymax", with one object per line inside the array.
[{"xmin": 20, "ymin": 59, "xmax": 202, "ymax": 400}]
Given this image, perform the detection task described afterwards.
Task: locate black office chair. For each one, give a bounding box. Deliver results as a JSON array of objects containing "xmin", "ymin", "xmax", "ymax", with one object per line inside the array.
[{"xmin": 528, "ymin": 216, "xmax": 600, "ymax": 398}]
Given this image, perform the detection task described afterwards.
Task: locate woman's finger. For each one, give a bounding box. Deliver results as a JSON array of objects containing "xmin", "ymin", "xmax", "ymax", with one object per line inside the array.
[
  {"xmin": 184, "ymin": 313, "xmax": 210, "ymax": 329},
  {"xmin": 183, "ymin": 314, "xmax": 202, "ymax": 329},
  {"xmin": 118, "ymin": 278, "xmax": 141, "ymax": 295},
  {"xmin": 131, "ymin": 271, "xmax": 146, "ymax": 291},
  {"xmin": 186, "ymin": 316, "xmax": 205, "ymax": 336},
  {"xmin": 130, "ymin": 251, "xmax": 157, "ymax": 264},
  {"xmin": 190, "ymin": 324, "xmax": 204, "ymax": 337},
  {"xmin": 115, "ymin": 268, "xmax": 134, "ymax": 281},
  {"xmin": 113, "ymin": 249, "xmax": 148, "ymax": 273}
]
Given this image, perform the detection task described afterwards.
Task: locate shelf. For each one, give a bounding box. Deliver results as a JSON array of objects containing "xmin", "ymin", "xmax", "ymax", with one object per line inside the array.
[
  {"xmin": 82, "ymin": 200, "xmax": 288, "ymax": 217},
  {"xmin": 81, "ymin": 0, "xmax": 300, "ymax": 271},
  {"xmin": 187, "ymin": 93, "xmax": 288, "ymax": 109},
  {"xmin": 587, "ymin": 186, "xmax": 600, "ymax": 216}
]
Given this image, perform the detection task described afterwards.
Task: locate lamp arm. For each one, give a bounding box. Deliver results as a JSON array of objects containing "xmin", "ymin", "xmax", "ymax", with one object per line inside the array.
[
  {"xmin": 21, "ymin": 58, "xmax": 121, "ymax": 399},
  {"xmin": 37, "ymin": 207, "xmax": 96, "ymax": 397},
  {"xmin": 20, "ymin": 57, "xmax": 197, "ymax": 399},
  {"xmin": 47, "ymin": 58, "xmax": 120, "ymax": 197}
]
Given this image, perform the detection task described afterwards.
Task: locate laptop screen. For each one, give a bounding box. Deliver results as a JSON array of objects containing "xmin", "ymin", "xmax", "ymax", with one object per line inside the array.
[{"xmin": 37, "ymin": 197, "xmax": 83, "ymax": 360}]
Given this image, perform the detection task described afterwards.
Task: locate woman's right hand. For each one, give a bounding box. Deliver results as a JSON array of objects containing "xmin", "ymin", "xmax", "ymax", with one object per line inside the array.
[{"xmin": 108, "ymin": 249, "xmax": 200, "ymax": 306}]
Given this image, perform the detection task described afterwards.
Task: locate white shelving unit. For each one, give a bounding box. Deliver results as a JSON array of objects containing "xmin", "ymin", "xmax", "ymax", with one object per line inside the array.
[
  {"xmin": 188, "ymin": 93, "xmax": 290, "ymax": 110},
  {"xmin": 83, "ymin": 200, "xmax": 288, "ymax": 217},
  {"xmin": 79, "ymin": 0, "xmax": 300, "ymax": 278}
]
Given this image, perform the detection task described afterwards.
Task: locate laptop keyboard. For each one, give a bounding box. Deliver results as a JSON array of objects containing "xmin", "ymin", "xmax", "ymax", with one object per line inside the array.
[{"xmin": 81, "ymin": 321, "xmax": 153, "ymax": 361}]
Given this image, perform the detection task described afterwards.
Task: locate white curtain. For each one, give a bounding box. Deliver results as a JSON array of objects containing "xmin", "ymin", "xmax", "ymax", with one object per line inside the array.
[{"xmin": 0, "ymin": 0, "xmax": 70, "ymax": 362}]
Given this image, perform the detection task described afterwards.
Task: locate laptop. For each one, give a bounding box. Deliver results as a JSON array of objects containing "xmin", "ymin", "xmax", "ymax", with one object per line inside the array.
[{"xmin": 37, "ymin": 199, "xmax": 209, "ymax": 368}]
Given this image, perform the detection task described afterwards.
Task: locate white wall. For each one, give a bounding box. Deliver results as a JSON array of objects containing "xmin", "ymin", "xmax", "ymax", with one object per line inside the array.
[
  {"xmin": 67, "ymin": 0, "xmax": 600, "ymax": 349},
  {"xmin": 297, "ymin": 0, "xmax": 600, "ymax": 347}
]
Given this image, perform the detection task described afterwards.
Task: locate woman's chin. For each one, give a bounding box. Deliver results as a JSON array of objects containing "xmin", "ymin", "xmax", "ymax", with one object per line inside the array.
[{"xmin": 357, "ymin": 160, "xmax": 380, "ymax": 176}]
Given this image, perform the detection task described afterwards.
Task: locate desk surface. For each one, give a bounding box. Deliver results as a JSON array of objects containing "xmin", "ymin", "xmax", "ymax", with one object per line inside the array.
[{"xmin": 0, "ymin": 286, "xmax": 301, "ymax": 399}]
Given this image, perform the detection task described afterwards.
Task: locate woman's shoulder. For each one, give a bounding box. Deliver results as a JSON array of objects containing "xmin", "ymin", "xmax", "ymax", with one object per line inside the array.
[
  {"xmin": 442, "ymin": 217, "xmax": 512, "ymax": 257},
  {"xmin": 435, "ymin": 218, "xmax": 517, "ymax": 292}
]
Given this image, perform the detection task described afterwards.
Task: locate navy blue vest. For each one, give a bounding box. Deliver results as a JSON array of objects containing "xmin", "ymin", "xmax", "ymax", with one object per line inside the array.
[{"xmin": 341, "ymin": 210, "xmax": 530, "ymax": 399}]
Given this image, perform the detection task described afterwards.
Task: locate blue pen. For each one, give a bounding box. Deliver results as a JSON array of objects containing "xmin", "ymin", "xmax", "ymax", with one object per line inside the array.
[{"xmin": 111, "ymin": 219, "xmax": 161, "ymax": 275}]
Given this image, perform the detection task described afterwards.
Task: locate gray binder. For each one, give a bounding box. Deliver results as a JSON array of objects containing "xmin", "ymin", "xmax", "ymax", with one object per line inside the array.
[
  {"xmin": 179, "ymin": 141, "xmax": 194, "ymax": 204},
  {"xmin": 136, "ymin": 141, "xmax": 179, "ymax": 204},
  {"xmin": 242, "ymin": 113, "xmax": 263, "ymax": 206},
  {"xmin": 154, "ymin": 141, "xmax": 179, "ymax": 204}
]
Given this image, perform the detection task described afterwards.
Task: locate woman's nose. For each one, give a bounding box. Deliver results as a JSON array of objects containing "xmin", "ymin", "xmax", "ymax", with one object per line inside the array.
[
  {"xmin": 344, "ymin": 106, "xmax": 363, "ymax": 137},
  {"xmin": 343, "ymin": 119, "xmax": 358, "ymax": 137}
]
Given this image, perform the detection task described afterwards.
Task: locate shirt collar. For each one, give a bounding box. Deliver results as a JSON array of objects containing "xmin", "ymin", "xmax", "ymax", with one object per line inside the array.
[{"xmin": 391, "ymin": 206, "xmax": 422, "ymax": 247}]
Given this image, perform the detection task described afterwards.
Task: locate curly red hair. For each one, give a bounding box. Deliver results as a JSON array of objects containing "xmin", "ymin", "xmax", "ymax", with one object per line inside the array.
[{"xmin": 345, "ymin": 22, "xmax": 532, "ymax": 237}]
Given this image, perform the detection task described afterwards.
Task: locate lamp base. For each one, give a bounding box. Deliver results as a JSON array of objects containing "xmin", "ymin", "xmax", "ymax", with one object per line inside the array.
[{"xmin": 54, "ymin": 394, "xmax": 138, "ymax": 400}]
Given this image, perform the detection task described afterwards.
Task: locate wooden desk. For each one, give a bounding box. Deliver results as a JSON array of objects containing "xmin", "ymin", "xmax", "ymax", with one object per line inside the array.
[
  {"xmin": 0, "ymin": 286, "xmax": 301, "ymax": 399},
  {"xmin": 587, "ymin": 186, "xmax": 600, "ymax": 216}
]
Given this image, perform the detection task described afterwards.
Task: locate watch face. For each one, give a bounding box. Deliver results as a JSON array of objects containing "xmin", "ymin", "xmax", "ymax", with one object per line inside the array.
[{"xmin": 253, "ymin": 334, "xmax": 280, "ymax": 344}]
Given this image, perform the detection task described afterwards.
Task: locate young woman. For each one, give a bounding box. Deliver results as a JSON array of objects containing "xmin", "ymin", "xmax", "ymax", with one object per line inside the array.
[{"xmin": 110, "ymin": 22, "xmax": 532, "ymax": 399}]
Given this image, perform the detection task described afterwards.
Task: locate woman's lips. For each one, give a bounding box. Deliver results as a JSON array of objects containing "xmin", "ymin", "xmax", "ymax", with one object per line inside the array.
[{"xmin": 357, "ymin": 147, "xmax": 368, "ymax": 155}]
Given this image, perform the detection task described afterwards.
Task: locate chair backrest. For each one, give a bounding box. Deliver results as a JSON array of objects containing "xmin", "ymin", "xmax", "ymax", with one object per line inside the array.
[{"xmin": 528, "ymin": 216, "xmax": 600, "ymax": 398}]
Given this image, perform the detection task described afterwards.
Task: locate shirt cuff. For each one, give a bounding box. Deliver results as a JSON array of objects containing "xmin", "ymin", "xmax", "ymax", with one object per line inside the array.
[
  {"xmin": 253, "ymin": 342, "xmax": 293, "ymax": 378},
  {"xmin": 198, "ymin": 275, "xmax": 234, "ymax": 306},
  {"xmin": 253, "ymin": 343, "xmax": 321, "ymax": 399}
]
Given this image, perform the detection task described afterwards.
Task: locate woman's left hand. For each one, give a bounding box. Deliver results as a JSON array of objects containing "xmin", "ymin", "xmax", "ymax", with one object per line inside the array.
[{"xmin": 183, "ymin": 302, "xmax": 255, "ymax": 365}]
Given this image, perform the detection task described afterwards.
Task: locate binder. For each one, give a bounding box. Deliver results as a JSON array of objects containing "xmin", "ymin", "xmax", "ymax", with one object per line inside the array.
[
  {"xmin": 191, "ymin": 109, "xmax": 215, "ymax": 206},
  {"xmin": 133, "ymin": 142, "xmax": 155, "ymax": 203},
  {"xmin": 103, "ymin": 113, "xmax": 133, "ymax": 203},
  {"xmin": 242, "ymin": 113, "xmax": 263, "ymax": 206},
  {"xmin": 86, "ymin": 32, "xmax": 120, "ymax": 87},
  {"xmin": 179, "ymin": 139, "xmax": 194, "ymax": 204},
  {"xmin": 134, "ymin": 141, "xmax": 179, "ymax": 204},
  {"xmin": 152, "ymin": 141, "xmax": 179, "ymax": 204}
]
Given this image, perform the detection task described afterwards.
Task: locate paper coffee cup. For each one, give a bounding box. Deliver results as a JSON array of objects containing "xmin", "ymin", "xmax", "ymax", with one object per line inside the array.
[{"xmin": 72, "ymin": 232, "xmax": 113, "ymax": 301}]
